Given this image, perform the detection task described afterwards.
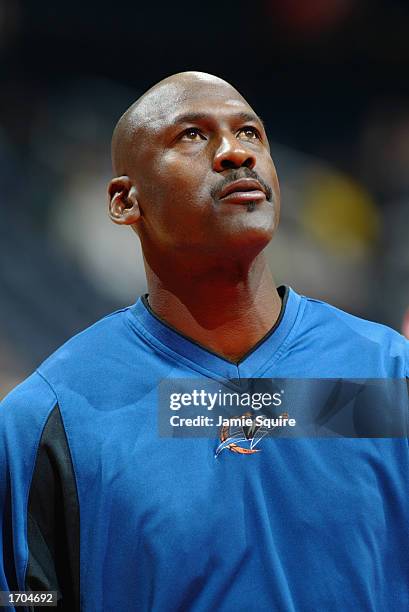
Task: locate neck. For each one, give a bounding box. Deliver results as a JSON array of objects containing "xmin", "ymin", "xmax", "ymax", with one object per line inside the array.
[{"xmin": 143, "ymin": 250, "xmax": 282, "ymax": 363}]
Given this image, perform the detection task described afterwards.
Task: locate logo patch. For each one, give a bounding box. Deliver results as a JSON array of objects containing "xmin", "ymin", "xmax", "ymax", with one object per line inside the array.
[{"xmin": 215, "ymin": 411, "xmax": 289, "ymax": 456}]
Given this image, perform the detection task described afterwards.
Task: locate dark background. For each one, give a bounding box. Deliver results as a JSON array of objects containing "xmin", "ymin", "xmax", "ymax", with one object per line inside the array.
[{"xmin": 1, "ymin": 0, "xmax": 409, "ymax": 396}]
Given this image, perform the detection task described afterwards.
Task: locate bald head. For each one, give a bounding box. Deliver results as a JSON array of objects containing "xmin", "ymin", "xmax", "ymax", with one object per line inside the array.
[
  {"xmin": 111, "ymin": 71, "xmax": 250, "ymax": 176},
  {"xmin": 108, "ymin": 69, "xmax": 279, "ymax": 260}
]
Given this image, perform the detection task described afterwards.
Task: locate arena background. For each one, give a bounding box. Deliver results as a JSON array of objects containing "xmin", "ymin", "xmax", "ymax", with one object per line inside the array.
[{"xmin": 1, "ymin": 0, "xmax": 409, "ymax": 398}]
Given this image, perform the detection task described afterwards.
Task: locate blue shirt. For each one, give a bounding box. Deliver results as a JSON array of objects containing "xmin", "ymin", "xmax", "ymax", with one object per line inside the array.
[{"xmin": 1, "ymin": 286, "xmax": 408, "ymax": 611}]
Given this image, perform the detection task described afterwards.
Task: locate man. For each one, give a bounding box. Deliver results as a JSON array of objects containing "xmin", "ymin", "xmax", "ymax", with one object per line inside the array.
[{"xmin": 1, "ymin": 71, "xmax": 408, "ymax": 611}]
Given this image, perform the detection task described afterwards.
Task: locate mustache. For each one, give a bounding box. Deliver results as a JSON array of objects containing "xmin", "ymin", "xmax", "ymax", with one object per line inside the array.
[{"xmin": 211, "ymin": 168, "xmax": 273, "ymax": 202}]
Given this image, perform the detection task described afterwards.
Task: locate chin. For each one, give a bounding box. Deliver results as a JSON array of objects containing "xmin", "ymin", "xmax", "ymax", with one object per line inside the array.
[
  {"xmin": 219, "ymin": 223, "xmax": 276, "ymax": 260},
  {"xmin": 229, "ymin": 206, "xmax": 276, "ymax": 242},
  {"xmin": 197, "ymin": 203, "xmax": 278, "ymax": 258}
]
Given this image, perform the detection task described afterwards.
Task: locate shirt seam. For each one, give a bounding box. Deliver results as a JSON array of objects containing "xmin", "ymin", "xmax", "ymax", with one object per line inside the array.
[
  {"xmin": 21, "ymin": 373, "xmax": 58, "ymax": 596},
  {"xmin": 127, "ymin": 288, "xmax": 298, "ymax": 381},
  {"xmin": 127, "ymin": 316, "xmax": 240, "ymax": 382},
  {"xmin": 34, "ymin": 370, "xmax": 82, "ymax": 611}
]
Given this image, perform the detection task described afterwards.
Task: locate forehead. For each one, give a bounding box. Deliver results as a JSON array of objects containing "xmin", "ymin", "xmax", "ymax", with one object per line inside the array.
[{"xmin": 133, "ymin": 79, "xmax": 255, "ymax": 133}]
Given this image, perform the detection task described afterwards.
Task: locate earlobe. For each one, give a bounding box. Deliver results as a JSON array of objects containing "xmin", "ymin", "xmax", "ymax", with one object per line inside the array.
[{"xmin": 108, "ymin": 177, "xmax": 141, "ymax": 226}]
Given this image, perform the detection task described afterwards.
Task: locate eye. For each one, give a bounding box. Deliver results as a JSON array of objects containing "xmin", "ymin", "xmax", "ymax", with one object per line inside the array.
[
  {"xmin": 237, "ymin": 126, "xmax": 261, "ymax": 140},
  {"xmin": 180, "ymin": 128, "xmax": 206, "ymax": 141}
]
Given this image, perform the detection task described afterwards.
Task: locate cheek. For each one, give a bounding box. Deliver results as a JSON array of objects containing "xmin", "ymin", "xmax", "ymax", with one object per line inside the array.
[
  {"xmin": 163, "ymin": 151, "xmax": 207, "ymax": 188},
  {"xmin": 147, "ymin": 152, "xmax": 211, "ymax": 209},
  {"xmin": 273, "ymin": 170, "xmax": 280, "ymax": 197},
  {"xmin": 138, "ymin": 158, "xmax": 213, "ymax": 238},
  {"xmin": 265, "ymin": 158, "xmax": 280, "ymax": 203}
]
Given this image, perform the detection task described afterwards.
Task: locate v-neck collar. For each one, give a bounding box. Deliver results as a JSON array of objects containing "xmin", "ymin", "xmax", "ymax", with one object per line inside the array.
[{"xmin": 127, "ymin": 285, "xmax": 303, "ymax": 381}]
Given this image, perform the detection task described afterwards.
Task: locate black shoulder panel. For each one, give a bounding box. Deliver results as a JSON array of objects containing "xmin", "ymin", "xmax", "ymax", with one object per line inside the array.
[
  {"xmin": 2, "ymin": 470, "xmax": 18, "ymax": 592},
  {"xmin": 25, "ymin": 404, "xmax": 80, "ymax": 611}
]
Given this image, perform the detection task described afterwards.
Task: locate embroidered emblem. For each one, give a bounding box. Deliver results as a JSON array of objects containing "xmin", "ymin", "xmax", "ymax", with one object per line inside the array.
[{"xmin": 215, "ymin": 411, "xmax": 289, "ymax": 456}]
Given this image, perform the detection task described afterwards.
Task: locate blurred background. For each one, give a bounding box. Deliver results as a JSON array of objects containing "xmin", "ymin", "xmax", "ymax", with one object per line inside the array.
[{"xmin": 1, "ymin": 0, "xmax": 409, "ymax": 397}]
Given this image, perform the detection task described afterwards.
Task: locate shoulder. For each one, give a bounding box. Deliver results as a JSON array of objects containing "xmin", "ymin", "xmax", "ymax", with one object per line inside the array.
[
  {"xmin": 302, "ymin": 294, "xmax": 405, "ymax": 342},
  {"xmin": 1, "ymin": 305, "xmax": 138, "ymax": 411},
  {"xmin": 42, "ymin": 305, "xmax": 132, "ymax": 363},
  {"xmin": 37, "ymin": 305, "xmax": 137, "ymax": 385},
  {"xmin": 297, "ymin": 292, "xmax": 409, "ymax": 376},
  {"xmin": 0, "ymin": 371, "xmax": 58, "ymax": 464},
  {"xmin": 1, "ymin": 371, "xmax": 57, "ymax": 419}
]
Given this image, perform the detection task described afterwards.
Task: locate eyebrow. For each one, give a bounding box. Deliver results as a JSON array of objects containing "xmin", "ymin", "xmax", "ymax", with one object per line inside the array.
[{"xmin": 171, "ymin": 111, "xmax": 266, "ymax": 130}]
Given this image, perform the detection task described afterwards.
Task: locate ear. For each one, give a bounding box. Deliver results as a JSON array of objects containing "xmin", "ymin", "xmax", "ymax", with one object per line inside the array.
[{"xmin": 108, "ymin": 176, "xmax": 141, "ymax": 226}]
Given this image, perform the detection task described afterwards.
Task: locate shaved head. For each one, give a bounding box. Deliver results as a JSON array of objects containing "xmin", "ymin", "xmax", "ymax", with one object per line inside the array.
[
  {"xmin": 111, "ymin": 71, "xmax": 251, "ymax": 176},
  {"xmin": 108, "ymin": 69, "xmax": 279, "ymax": 263}
]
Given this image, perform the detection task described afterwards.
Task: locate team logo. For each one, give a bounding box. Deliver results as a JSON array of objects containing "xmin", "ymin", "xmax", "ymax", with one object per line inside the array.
[{"xmin": 215, "ymin": 411, "xmax": 289, "ymax": 456}]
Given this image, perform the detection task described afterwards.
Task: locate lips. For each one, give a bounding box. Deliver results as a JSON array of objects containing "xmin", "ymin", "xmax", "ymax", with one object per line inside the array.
[{"xmin": 218, "ymin": 178, "xmax": 266, "ymax": 204}]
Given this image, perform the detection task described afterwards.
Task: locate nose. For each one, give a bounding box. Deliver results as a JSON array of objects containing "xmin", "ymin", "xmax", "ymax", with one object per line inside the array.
[{"xmin": 213, "ymin": 133, "xmax": 256, "ymax": 172}]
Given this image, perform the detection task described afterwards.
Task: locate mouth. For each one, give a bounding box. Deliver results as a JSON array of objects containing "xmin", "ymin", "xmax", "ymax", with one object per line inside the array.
[{"xmin": 218, "ymin": 178, "xmax": 266, "ymax": 204}]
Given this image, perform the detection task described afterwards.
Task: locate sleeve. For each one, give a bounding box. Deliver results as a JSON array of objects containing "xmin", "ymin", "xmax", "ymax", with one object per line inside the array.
[{"xmin": 0, "ymin": 372, "xmax": 80, "ymax": 611}]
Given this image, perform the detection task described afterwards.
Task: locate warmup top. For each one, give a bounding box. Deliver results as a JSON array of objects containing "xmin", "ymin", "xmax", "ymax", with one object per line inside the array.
[{"xmin": 1, "ymin": 285, "xmax": 409, "ymax": 612}]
